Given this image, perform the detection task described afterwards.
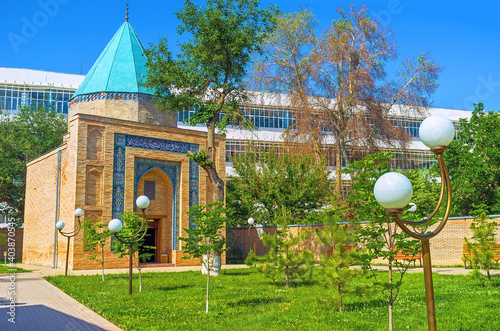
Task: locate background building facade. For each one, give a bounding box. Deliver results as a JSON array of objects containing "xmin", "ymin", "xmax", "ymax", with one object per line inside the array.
[{"xmin": 0, "ymin": 67, "xmax": 473, "ymax": 176}]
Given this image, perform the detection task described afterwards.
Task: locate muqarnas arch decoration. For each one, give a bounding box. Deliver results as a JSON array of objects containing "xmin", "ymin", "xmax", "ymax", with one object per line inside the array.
[{"xmin": 112, "ymin": 133, "xmax": 199, "ymax": 250}]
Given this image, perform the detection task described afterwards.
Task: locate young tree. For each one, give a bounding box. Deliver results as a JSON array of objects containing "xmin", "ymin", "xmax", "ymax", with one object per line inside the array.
[
  {"xmin": 228, "ymin": 145, "xmax": 331, "ymax": 225},
  {"xmin": 0, "ymin": 106, "xmax": 67, "ymax": 226},
  {"xmin": 314, "ymin": 200, "xmax": 364, "ymax": 313},
  {"xmin": 444, "ymin": 103, "xmax": 500, "ymax": 215},
  {"xmin": 179, "ymin": 202, "xmax": 229, "ymax": 313},
  {"xmin": 144, "ymin": 0, "xmax": 278, "ymax": 203},
  {"xmin": 252, "ymin": 6, "xmax": 442, "ymax": 196},
  {"xmin": 111, "ymin": 211, "xmax": 155, "ymax": 292},
  {"xmin": 464, "ymin": 206, "xmax": 499, "ymax": 286},
  {"xmin": 82, "ymin": 219, "xmax": 112, "ymax": 281},
  {"xmin": 246, "ymin": 208, "xmax": 314, "ymax": 287},
  {"xmin": 345, "ymin": 152, "xmax": 422, "ymax": 331}
]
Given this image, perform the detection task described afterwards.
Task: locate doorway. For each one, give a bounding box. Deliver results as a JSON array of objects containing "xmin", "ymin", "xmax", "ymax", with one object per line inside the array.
[{"xmin": 140, "ymin": 220, "xmax": 158, "ymax": 263}]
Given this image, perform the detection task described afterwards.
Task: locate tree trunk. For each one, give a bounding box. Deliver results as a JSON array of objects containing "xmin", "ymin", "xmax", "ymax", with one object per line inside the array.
[
  {"xmin": 335, "ymin": 140, "xmax": 342, "ymax": 199},
  {"xmin": 338, "ymin": 282, "xmax": 343, "ymax": 313},
  {"xmin": 389, "ymin": 300, "xmax": 393, "ymax": 331},
  {"xmin": 205, "ymin": 122, "xmax": 225, "ymax": 203},
  {"xmin": 389, "ymin": 262, "xmax": 394, "ymax": 331},
  {"xmin": 206, "ymin": 259, "xmax": 211, "ymax": 313},
  {"xmin": 101, "ymin": 246, "xmax": 105, "ymax": 281}
]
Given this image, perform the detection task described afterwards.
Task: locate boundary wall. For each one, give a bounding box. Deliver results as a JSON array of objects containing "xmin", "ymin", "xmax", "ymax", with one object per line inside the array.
[{"xmin": 227, "ymin": 216, "xmax": 500, "ymax": 267}]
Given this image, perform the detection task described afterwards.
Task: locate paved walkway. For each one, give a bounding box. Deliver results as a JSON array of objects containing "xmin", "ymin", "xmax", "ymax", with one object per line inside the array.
[{"xmin": 0, "ymin": 272, "xmax": 121, "ymax": 330}]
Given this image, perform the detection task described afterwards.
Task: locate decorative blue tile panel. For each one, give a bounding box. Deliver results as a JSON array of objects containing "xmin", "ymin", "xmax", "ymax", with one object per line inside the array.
[
  {"xmin": 112, "ymin": 133, "xmax": 200, "ymax": 251},
  {"xmin": 113, "ymin": 172, "xmax": 125, "ymax": 186},
  {"xmin": 189, "ymin": 144, "xmax": 199, "ymax": 229},
  {"xmin": 126, "ymin": 135, "xmax": 191, "ymax": 154},
  {"xmin": 112, "ymin": 134, "xmax": 126, "ymax": 219},
  {"xmin": 112, "ymin": 186, "xmax": 125, "ymax": 219},
  {"xmin": 113, "ymin": 147, "xmax": 126, "ymax": 172}
]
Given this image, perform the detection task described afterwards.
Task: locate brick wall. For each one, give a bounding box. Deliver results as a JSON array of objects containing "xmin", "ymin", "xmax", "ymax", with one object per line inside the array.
[
  {"xmin": 69, "ymin": 99, "xmax": 178, "ymax": 127},
  {"xmin": 227, "ymin": 216, "xmax": 500, "ymax": 266},
  {"xmin": 23, "ymin": 146, "xmax": 70, "ymax": 268}
]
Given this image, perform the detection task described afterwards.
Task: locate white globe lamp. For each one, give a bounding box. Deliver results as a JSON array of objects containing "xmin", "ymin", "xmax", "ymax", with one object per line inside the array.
[
  {"xmin": 74, "ymin": 208, "xmax": 84, "ymax": 217},
  {"xmin": 248, "ymin": 217, "xmax": 255, "ymax": 226},
  {"xmin": 419, "ymin": 115, "xmax": 455, "ymax": 148},
  {"xmin": 108, "ymin": 219, "xmax": 123, "ymax": 233},
  {"xmin": 56, "ymin": 221, "xmax": 65, "ymax": 230},
  {"xmin": 136, "ymin": 195, "xmax": 150, "ymax": 210},
  {"xmin": 374, "ymin": 172, "xmax": 413, "ymax": 209}
]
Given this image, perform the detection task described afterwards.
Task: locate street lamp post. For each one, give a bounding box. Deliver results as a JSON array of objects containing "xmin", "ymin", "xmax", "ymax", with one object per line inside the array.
[
  {"xmin": 108, "ymin": 195, "xmax": 150, "ymax": 295},
  {"xmin": 56, "ymin": 208, "xmax": 83, "ymax": 276},
  {"xmin": 373, "ymin": 115, "xmax": 455, "ymax": 331}
]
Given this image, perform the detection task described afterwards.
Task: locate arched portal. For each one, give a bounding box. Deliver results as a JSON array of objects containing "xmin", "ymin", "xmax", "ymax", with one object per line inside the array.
[{"xmin": 134, "ymin": 158, "xmax": 180, "ymax": 264}]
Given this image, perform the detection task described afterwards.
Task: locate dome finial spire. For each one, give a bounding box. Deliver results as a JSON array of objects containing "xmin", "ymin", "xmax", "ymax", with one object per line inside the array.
[{"xmin": 125, "ymin": 2, "xmax": 129, "ymax": 22}]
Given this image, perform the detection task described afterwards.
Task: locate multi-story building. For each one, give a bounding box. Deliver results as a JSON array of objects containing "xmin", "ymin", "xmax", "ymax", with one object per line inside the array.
[
  {"xmin": 0, "ymin": 66, "xmax": 473, "ymax": 174},
  {"xmin": 0, "ymin": 67, "xmax": 84, "ymax": 115}
]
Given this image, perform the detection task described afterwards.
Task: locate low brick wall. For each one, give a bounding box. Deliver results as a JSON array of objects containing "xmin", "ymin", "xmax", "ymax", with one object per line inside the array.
[
  {"xmin": 227, "ymin": 224, "xmax": 326, "ymax": 260},
  {"xmin": 227, "ymin": 216, "xmax": 500, "ymax": 267},
  {"xmin": 0, "ymin": 229, "xmax": 23, "ymax": 261}
]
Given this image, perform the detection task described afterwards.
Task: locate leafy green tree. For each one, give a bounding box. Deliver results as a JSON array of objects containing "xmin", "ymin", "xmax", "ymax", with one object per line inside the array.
[
  {"xmin": 345, "ymin": 152, "xmax": 422, "ymax": 331},
  {"xmin": 144, "ymin": 0, "xmax": 278, "ymax": 203},
  {"xmin": 404, "ymin": 168, "xmax": 440, "ymax": 220},
  {"xmin": 225, "ymin": 178, "xmax": 254, "ymax": 227},
  {"xmin": 82, "ymin": 219, "xmax": 112, "ymax": 281},
  {"xmin": 229, "ymin": 146, "xmax": 331, "ymax": 225},
  {"xmin": 246, "ymin": 208, "xmax": 314, "ymax": 287},
  {"xmin": 0, "ymin": 106, "xmax": 67, "ymax": 226},
  {"xmin": 464, "ymin": 205, "xmax": 499, "ymax": 286},
  {"xmin": 314, "ymin": 200, "xmax": 364, "ymax": 313},
  {"xmin": 179, "ymin": 202, "xmax": 229, "ymax": 313},
  {"xmin": 444, "ymin": 103, "xmax": 500, "ymax": 215},
  {"xmin": 111, "ymin": 211, "xmax": 155, "ymax": 292}
]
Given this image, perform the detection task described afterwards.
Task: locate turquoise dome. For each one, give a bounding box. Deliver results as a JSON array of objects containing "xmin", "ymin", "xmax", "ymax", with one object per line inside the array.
[{"xmin": 73, "ymin": 22, "xmax": 152, "ymax": 98}]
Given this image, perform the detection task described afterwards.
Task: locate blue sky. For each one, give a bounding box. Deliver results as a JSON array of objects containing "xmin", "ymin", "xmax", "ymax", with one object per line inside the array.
[{"xmin": 1, "ymin": 0, "xmax": 499, "ymax": 111}]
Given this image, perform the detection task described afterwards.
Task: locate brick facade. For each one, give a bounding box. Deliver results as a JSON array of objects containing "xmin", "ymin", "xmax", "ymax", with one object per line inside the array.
[
  {"xmin": 68, "ymin": 98, "xmax": 178, "ymax": 128},
  {"xmin": 23, "ymin": 111, "xmax": 226, "ymax": 270}
]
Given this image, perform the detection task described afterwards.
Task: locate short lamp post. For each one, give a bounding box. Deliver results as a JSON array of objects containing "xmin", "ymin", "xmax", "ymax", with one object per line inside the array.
[
  {"xmin": 108, "ymin": 195, "xmax": 150, "ymax": 295},
  {"xmin": 56, "ymin": 208, "xmax": 83, "ymax": 276},
  {"xmin": 373, "ymin": 115, "xmax": 455, "ymax": 331},
  {"xmin": 247, "ymin": 217, "xmax": 256, "ymax": 253}
]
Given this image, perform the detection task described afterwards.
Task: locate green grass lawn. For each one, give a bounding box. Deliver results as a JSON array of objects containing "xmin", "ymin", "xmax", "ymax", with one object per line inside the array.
[
  {"xmin": 0, "ymin": 260, "xmax": 31, "ymax": 274},
  {"xmin": 46, "ymin": 268, "xmax": 500, "ymax": 331}
]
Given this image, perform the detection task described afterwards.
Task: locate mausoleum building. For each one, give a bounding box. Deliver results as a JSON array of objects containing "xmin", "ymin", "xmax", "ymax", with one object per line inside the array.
[{"xmin": 22, "ymin": 21, "xmax": 225, "ymax": 270}]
